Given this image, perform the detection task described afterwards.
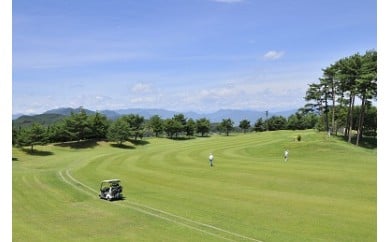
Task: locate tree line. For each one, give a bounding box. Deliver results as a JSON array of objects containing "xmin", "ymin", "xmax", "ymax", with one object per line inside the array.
[
  {"xmin": 13, "ymin": 105, "xmax": 376, "ymax": 152},
  {"xmin": 13, "ymin": 108, "xmax": 325, "ymax": 151},
  {"xmin": 303, "ymin": 50, "xmax": 377, "ymax": 145}
]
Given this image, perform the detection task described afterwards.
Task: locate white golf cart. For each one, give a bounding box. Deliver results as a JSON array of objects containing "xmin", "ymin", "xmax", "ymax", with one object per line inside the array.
[{"xmin": 99, "ymin": 179, "xmax": 123, "ymax": 201}]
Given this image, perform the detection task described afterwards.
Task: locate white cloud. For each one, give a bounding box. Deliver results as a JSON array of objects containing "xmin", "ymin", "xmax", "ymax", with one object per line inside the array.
[
  {"xmin": 263, "ymin": 50, "xmax": 285, "ymax": 60},
  {"xmin": 171, "ymin": 76, "xmax": 308, "ymax": 112}
]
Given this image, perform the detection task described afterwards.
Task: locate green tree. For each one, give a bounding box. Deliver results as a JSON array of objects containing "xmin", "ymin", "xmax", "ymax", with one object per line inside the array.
[
  {"xmin": 48, "ymin": 121, "xmax": 69, "ymax": 142},
  {"xmin": 254, "ymin": 118, "xmax": 266, "ymax": 132},
  {"xmin": 124, "ymin": 114, "xmax": 145, "ymax": 140},
  {"xmin": 88, "ymin": 112, "xmax": 109, "ymax": 140},
  {"xmin": 239, "ymin": 119, "xmax": 251, "ymax": 133},
  {"xmin": 305, "ymin": 82, "xmax": 330, "ymax": 131},
  {"xmin": 362, "ymin": 105, "xmax": 377, "ymax": 136},
  {"xmin": 185, "ymin": 118, "xmax": 196, "ymax": 137},
  {"xmin": 219, "ymin": 118, "xmax": 234, "ymax": 136},
  {"xmin": 303, "ymin": 50, "xmax": 377, "ymax": 146},
  {"xmin": 286, "ymin": 110, "xmax": 317, "ymax": 130},
  {"xmin": 196, "ymin": 118, "xmax": 211, "ymax": 137},
  {"xmin": 164, "ymin": 118, "xmax": 182, "ymax": 139},
  {"xmin": 266, "ymin": 116, "xmax": 287, "ymax": 131},
  {"xmin": 287, "ymin": 114, "xmax": 300, "ymax": 130},
  {"xmin": 165, "ymin": 113, "xmax": 187, "ymax": 138},
  {"xmin": 321, "ymin": 63, "xmax": 341, "ymax": 134},
  {"xmin": 173, "ymin": 114, "xmax": 186, "ymax": 129},
  {"xmin": 355, "ymin": 50, "xmax": 377, "ymax": 145},
  {"xmin": 16, "ymin": 123, "xmax": 48, "ymax": 151},
  {"xmin": 12, "ymin": 127, "xmax": 19, "ymax": 146},
  {"xmin": 336, "ymin": 54, "xmax": 362, "ymax": 142},
  {"xmin": 63, "ymin": 109, "xmax": 92, "ymax": 141},
  {"xmin": 107, "ymin": 117, "xmax": 132, "ymax": 144},
  {"xmin": 302, "ymin": 112, "xmax": 318, "ymax": 129},
  {"xmin": 148, "ymin": 115, "xmax": 164, "ymax": 137}
]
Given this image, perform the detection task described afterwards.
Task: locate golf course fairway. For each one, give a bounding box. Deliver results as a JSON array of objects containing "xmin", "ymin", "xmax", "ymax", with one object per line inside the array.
[{"xmin": 13, "ymin": 130, "xmax": 376, "ymax": 241}]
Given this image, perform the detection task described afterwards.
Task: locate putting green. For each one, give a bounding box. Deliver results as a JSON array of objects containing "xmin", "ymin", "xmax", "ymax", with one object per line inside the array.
[{"xmin": 13, "ymin": 130, "xmax": 376, "ymax": 241}]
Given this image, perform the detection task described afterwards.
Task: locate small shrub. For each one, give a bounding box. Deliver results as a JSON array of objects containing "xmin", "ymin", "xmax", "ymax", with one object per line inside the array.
[{"xmin": 297, "ymin": 134, "xmax": 302, "ymax": 142}]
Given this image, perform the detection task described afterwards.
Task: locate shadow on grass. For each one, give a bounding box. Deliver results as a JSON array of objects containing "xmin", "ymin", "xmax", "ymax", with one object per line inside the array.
[
  {"xmin": 99, "ymin": 196, "xmax": 126, "ymax": 202},
  {"xmin": 54, "ymin": 139, "xmax": 99, "ymax": 149},
  {"xmin": 196, "ymin": 135, "xmax": 211, "ymax": 139},
  {"xmin": 110, "ymin": 143, "xmax": 135, "ymax": 149},
  {"xmin": 168, "ymin": 136, "xmax": 196, "ymax": 141},
  {"xmin": 131, "ymin": 140, "xmax": 150, "ymax": 146},
  {"xmin": 21, "ymin": 148, "xmax": 54, "ymax": 156},
  {"xmin": 12, "ymin": 157, "xmax": 18, "ymax": 161},
  {"xmin": 336, "ymin": 135, "xmax": 377, "ymax": 149},
  {"xmin": 116, "ymin": 196, "xmax": 126, "ymax": 201}
]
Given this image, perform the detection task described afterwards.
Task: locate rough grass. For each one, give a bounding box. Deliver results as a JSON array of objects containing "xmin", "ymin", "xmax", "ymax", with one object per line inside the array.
[{"xmin": 13, "ymin": 130, "xmax": 376, "ymax": 241}]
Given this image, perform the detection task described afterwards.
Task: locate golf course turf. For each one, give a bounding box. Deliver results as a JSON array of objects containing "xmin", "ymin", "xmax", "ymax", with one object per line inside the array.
[{"xmin": 13, "ymin": 130, "xmax": 376, "ymax": 241}]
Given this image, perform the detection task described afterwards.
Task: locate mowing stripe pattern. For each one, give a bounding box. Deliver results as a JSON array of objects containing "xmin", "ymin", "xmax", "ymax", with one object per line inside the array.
[
  {"xmin": 58, "ymin": 169, "xmax": 263, "ymax": 242},
  {"xmin": 14, "ymin": 131, "xmax": 376, "ymax": 241}
]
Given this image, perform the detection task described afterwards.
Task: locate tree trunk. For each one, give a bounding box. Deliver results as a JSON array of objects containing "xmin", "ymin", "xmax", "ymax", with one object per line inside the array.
[
  {"xmin": 344, "ymin": 95, "xmax": 352, "ymax": 137},
  {"xmin": 324, "ymin": 97, "xmax": 329, "ymax": 132},
  {"xmin": 348, "ymin": 94, "xmax": 355, "ymax": 143},
  {"xmin": 356, "ymin": 95, "xmax": 366, "ymax": 146},
  {"xmin": 331, "ymin": 78, "xmax": 336, "ymax": 135},
  {"xmin": 317, "ymin": 101, "xmax": 325, "ymax": 131}
]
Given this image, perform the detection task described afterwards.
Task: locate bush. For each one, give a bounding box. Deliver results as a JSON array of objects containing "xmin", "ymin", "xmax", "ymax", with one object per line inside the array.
[{"xmin": 297, "ymin": 134, "xmax": 302, "ymax": 142}]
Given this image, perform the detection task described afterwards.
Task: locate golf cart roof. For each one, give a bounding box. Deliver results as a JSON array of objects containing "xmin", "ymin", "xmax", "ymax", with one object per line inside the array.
[{"xmin": 101, "ymin": 179, "xmax": 120, "ymax": 183}]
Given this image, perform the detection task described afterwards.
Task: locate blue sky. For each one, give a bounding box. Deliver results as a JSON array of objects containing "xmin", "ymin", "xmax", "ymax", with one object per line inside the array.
[{"xmin": 12, "ymin": 0, "xmax": 377, "ymax": 114}]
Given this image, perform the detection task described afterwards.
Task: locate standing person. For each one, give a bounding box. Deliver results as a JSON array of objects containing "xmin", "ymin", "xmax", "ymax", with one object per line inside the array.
[
  {"xmin": 209, "ymin": 153, "xmax": 214, "ymax": 167},
  {"xmin": 284, "ymin": 149, "xmax": 289, "ymax": 162}
]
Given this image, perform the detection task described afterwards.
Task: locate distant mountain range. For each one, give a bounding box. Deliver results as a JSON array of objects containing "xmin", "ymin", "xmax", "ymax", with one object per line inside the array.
[{"xmin": 13, "ymin": 107, "xmax": 297, "ymax": 126}]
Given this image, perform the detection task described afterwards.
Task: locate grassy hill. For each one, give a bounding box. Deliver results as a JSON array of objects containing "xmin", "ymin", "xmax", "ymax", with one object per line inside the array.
[
  {"xmin": 12, "ymin": 113, "xmax": 66, "ymax": 128},
  {"xmin": 12, "ymin": 130, "xmax": 376, "ymax": 241}
]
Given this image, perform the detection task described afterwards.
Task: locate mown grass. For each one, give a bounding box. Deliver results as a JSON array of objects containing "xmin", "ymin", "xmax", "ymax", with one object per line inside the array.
[{"xmin": 13, "ymin": 130, "xmax": 376, "ymax": 241}]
